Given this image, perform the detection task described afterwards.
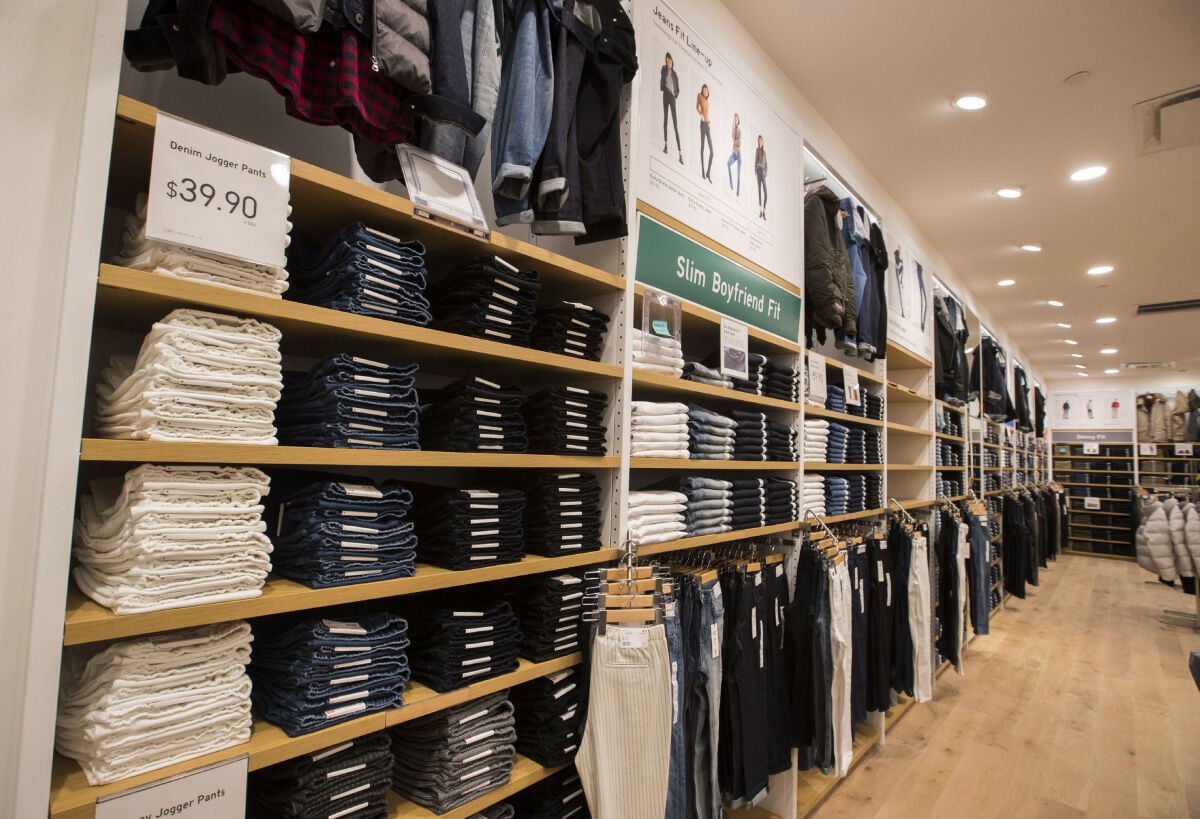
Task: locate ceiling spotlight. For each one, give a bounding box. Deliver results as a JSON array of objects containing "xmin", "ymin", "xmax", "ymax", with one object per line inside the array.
[
  {"xmin": 1064, "ymin": 339, "xmax": 1078, "ymax": 345},
  {"xmin": 1087, "ymin": 265, "xmax": 1114, "ymax": 276},
  {"xmin": 1070, "ymin": 165, "xmax": 1107, "ymax": 182},
  {"xmin": 952, "ymin": 93, "xmax": 988, "ymax": 111},
  {"xmin": 1100, "ymin": 347, "xmax": 1118, "ymax": 354},
  {"xmin": 1077, "ymin": 372, "xmax": 1089, "ymax": 377},
  {"xmin": 1074, "ymin": 365, "xmax": 1087, "ymax": 369},
  {"xmin": 995, "ymin": 187, "xmax": 1023, "ymax": 199},
  {"xmin": 1096, "ymin": 316, "xmax": 1117, "ymax": 324},
  {"xmin": 1057, "ymin": 323, "xmax": 1072, "ymax": 329},
  {"xmin": 1104, "ymin": 368, "xmax": 1120, "ymax": 374},
  {"xmin": 1020, "ymin": 244, "xmax": 1043, "ymax": 252},
  {"xmin": 997, "ymin": 279, "xmax": 1016, "ymax": 287},
  {"xmin": 1070, "ymin": 353, "xmax": 1083, "ymax": 358}
]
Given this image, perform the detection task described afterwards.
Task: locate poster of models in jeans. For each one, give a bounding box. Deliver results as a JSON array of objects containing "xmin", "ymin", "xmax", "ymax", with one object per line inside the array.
[
  {"xmin": 883, "ymin": 240, "xmax": 934, "ymax": 359},
  {"xmin": 634, "ymin": 1, "xmax": 802, "ymax": 284},
  {"xmin": 1047, "ymin": 389, "xmax": 1134, "ymax": 430}
]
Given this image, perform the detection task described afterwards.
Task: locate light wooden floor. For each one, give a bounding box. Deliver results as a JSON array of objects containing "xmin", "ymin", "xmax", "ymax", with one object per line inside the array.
[{"xmin": 813, "ymin": 554, "xmax": 1200, "ymax": 818}]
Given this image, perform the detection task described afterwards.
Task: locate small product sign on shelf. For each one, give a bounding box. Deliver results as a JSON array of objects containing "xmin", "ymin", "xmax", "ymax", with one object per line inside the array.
[
  {"xmin": 146, "ymin": 112, "xmax": 291, "ymax": 268},
  {"xmin": 1083, "ymin": 497, "xmax": 1102, "ymax": 510},
  {"xmin": 719, "ymin": 317, "xmax": 749, "ymax": 380},
  {"xmin": 1082, "ymin": 442, "xmax": 1101, "ymax": 455},
  {"xmin": 1139, "ymin": 443, "xmax": 1158, "ymax": 456},
  {"xmin": 807, "ymin": 352, "xmax": 828, "ymax": 407},
  {"xmin": 96, "ymin": 756, "xmax": 248, "ymax": 819},
  {"xmin": 843, "ymin": 367, "xmax": 862, "ymax": 407},
  {"xmin": 1176, "ymin": 443, "xmax": 1195, "ymax": 456}
]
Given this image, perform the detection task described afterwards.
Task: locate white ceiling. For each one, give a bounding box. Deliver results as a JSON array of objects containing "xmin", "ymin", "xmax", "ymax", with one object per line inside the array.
[{"xmin": 723, "ymin": 0, "xmax": 1200, "ymax": 389}]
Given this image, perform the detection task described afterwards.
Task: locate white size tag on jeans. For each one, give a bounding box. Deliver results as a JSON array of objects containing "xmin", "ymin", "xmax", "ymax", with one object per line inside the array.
[
  {"xmin": 754, "ymin": 572, "xmax": 762, "ymax": 586},
  {"xmin": 759, "ymin": 631, "xmax": 765, "ymax": 669},
  {"xmin": 618, "ymin": 628, "xmax": 649, "ymax": 650},
  {"xmin": 671, "ymin": 661, "xmax": 680, "ymax": 723},
  {"xmin": 886, "ymin": 575, "xmax": 892, "ymax": 607},
  {"xmin": 712, "ymin": 584, "xmax": 722, "ymax": 599},
  {"xmin": 750, "ymin": 607, "xmax": 757, "ymax": 639},
  {"xmin": 711, "ymin": 623, "xmax": 721, "ymax": 658},
  {"xmin": 876, "ymin": 560, "xmax": 884, "ymax": 583},
  {"xmin": 339, "ymin": 483, "xmax": 383, "ymax": 499},
  {"xmin": 322, "ymin": 619, "xmax": 367, "ymax": 636}
]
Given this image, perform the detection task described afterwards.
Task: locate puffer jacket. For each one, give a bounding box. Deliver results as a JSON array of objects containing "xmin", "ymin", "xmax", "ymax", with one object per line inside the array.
[
  {"xmin": 804, "ymin": 186, "xmax": 855, "ymax": 346},
  {"xmin": 1171, "ymin": 390, "xmax": 1189, "ymax": 442},
  {"xmin": 1136, "ymin": 499, "xmax": 1176, "ymax": 581},
  {"xmin": 1187, "ymin": 389, "xmax": 1200, "ymax": 442},
  {"xmin": 1137, "ymin": 396, "xmax": 1150, "ymax": 440},
  {"xmin": 1138, "ymin": 393, "xmax": 1171, "ymax": 442},
  {"xmin": 1168, "ymin": 499, "xmax": 1191, "ymax": 578},
  {"xmin": 1185, "ymin": 503, "xmax": 1200, "ymax": 577}
]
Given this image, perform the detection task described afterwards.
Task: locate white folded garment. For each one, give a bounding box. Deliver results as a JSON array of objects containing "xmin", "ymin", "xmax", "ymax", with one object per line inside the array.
[
  {"xmin": 631, "ymin": 401, "xmax": 690, "ymax": 416},
  {"xmin": 805, "ymin": 420, "xmax": 830, "ymax": 429},
  {"xmin": 634, "ymin": 350, "xmax": 686, "ymax": 368},
  {"xmin": 633, "ymin": 361, "xmax": 684, "ymax": 376},
  {"xmin": 632, "ymin": 430, "xmax": 689, "ymax": 443},
  {"xmin": 629, "ymin": 490, "xmax": 688, "ymax": 506},
  {"xmin": 631, "ymin": 448, "xmax": 690, "ymax": 459}
]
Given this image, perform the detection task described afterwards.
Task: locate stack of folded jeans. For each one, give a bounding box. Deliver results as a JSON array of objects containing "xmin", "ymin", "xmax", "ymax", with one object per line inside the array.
[
  {"xmin": 682, "ymin": 361, "xmax": 732, "ymax": 389},
  {"xmin": 763, "ymin": 362, "xmax": 802, "ymax": 402},
  {"xmin": 268, "ymin": 478, "xmax": 417, "ymax": 587},
  {"xmin": 627, "ymin": 490, "xmax": 687, "ymax": 546},
  {"xmin": 408, "ymin": 485, "xmax": 525, "ymax": 569},
  {"xmin": 731, "ymin": 410, "xmax": 769, "ymax": 460},
  {"xmin": 824, "ymin": 476, "xmax": 850, "ymax": 516},
  {"xmin": 251, "ymin": 613, "xmax": 411, "ymax": 737},
  {"xmin": 631, "ymin": 328, "xmax": 684, "ymax": 376},
  {"xmin": 765, "ymin": 478, "xmax": 800, "ymax": 524},
  {"xmin": 247, "ymin": 731, "xmax": 393, "ymax": 818},
  {"xmin": 510, "ymin": 767, "xmax": 591, "ymax": 819},
  {"xmin": 277, "ymin": 354, "xmax": 419, "ymax": 449},
  {"xmin": 114, "ymin": 193, "xmax": 289, "ymax": 297},
  {"xmin": 512, "ymin": 667, "xmax": 585, "ymax": 767},
  {"xmin": 845, "ymin": 474, "xmax": 867, "ymax": 513},
  {"xmin": 825, "ymin": 422, "xmax": 850, "ymax": 464},
  {"xmin": 407, "ymin": 603, "xmax": 522, "ymax": 692},
  {"xmin": 468, "ymin": 806, "xmax": 514, "ymax": 819},
  {"xmin": 428, "ymin": 256, "xmax": 541, "ymax": 346},
  {"xmin": 512, "ymin": 574, "xmax": 586, "ymax": 662},
  {"xmin": 72, "ymin": 465, "xmax": 272, "ymax": 614},
  {"xmin": 631, "ymin": 401, "xmax": 689, "ymax": 458},
  {"xmin": 532, "ymin": 302, "xmax": 610, "ymax": 361},
  {"xmin": 420, "ymin": 376, "xmax": 527, "ymax": 452},
  {"xmin": 687, "ymin": 404, "xmax": 736, "ymax": 459},
  {"xmin": 389, "ymin": 692, "xmax": 517, "ymax": 813},
  {"xmin": 728, "ymin": 478, "xmax": 796, "ymax": 528},
  {"xmin": 55, "ymin": 621, "xmax": 254, "ymax": 785},
  {"xmin": 766, "ymin": 420, "xmax": 800, "ymax": 461},
  {"xmin": 804, "ymin": 419, "xmax": 830, "ymax": 461},
  {"xmin": 866, "ymin": 429, "xmax": 884, "ymax": 464},
  {"xmin": 866, "ymin": 473, "xmax": 884, "ymax": 510},
  {"xmin": 521, "ymin": 472, "xmax": 603, "ymax": 556},
  {"xmin": 94, "ymin": 309, "xmax": 282, "ymax": 444},
  {"xmin": 863, "ymin": 391, "xmax": 885, "ymax": 420},
  {"xmin": 936, "ymin": 474, "xmax": 962, "ymax": 499},
  {"xmin": 287, "ymin": 222, "xmax": 431, "ymax": 326},
  {"xmin": 803, "ymin": 474, "xmax": 827, "ymax": 517},
  {"xmin": 709, "ymin": 351, "xmax": 766, "ymax": 395},
  {"xmin": 657, "ymin": 476, "xmax": 733, "ymax": 537},
  {"xmin": 524, "ymin": 386, "xmax": 608, "ymax": 456},
  {"xmin": 825, "ymin": 384, "xmax": 846, "ymax": 413},
  {"xmin": 846, "ymin": 428, "xmax": 867, "ymax": 464}
]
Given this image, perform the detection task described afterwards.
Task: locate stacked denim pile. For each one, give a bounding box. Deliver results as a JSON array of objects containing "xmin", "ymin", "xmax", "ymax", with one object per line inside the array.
[
  {"xmin": 510, "ymin": 767, "xmax": 590, "ymax": 819},
  {"xmin": 420, "ymin": 376, "xmax": 527, "ymax": 452},
  {"xmin": 428, "ymin": 257, "xmax": 540, "ymax": 346},
  {"xmin": 936, "ymin": 474, "xmax": 963, "ymax": 499},
  {"xmin": 277, "ymin": 354, "xmax": 419, "ymax": 449},
  {"xmin": 846, "ymin": 390, "xmax": 884, "ymax": 421},
  {"xmin": 730, "ymin": 411, "xmax": 797, "ymax": 461},
  {"xmin": 250, "ymin": 613, "xmax": 410, "ymax": 737},
  {"xmin": 682, "ymin": 361, "xmax": 732, "ymax": 389},
  {"xmin": 55, "ymin": 621, "xmax": 253, "ymax": 785},
  {"xmin": 511, "ymin": 574, "xmax": 586, "ymax": 662},
  {"xmin": 287, "ymin": 223, "xmax": 431, "ymax": 326},
  {"xmin": 803, "ymin": 419, "xmax": 830, "ymax": 462},
  {"xmin": 722, "ymin": 352, "xmax": 767, "ymax": 396},
  {"xmin": 94, "ymin": 309, "xmax": 282, "ymax": 444},
  {"xmin": 937, "ymin": 442, "xmax": 962, "ymax": 467},
  {"xmin": 825, "ymin": 384, "xmax": 846, "ymax": 413},
  {"xmin": 627, "ymin": 490, "xmax": 687, "ymax": 546},
  {"xmin": 407, "ymin": 603, "xmax": 522, "ymax": 692},
  {"xmin": 687, "ymin": 405, "xmax": 736, "ymax": 460},
  {"xmin": 763, "ymin": 362, "xmax": 802, "ymax": 402},
  {"xmin": 630, "ymin": 401, "xmax": 689, "ymax": 458},
  {"xmin": 72, "ymin": 465, "xmax": 272, "ymax": 614},
  {"xmin": 865, "ymin": 429, "xmax": 884, "ymax": 464},
  {"xmin": 524, "ymin": 386, "xmax": 608, "ymax": 456},
  {"xmin": 729, "ymin": 478, "xmax": 798, "ymax": 528},
  {"xmin": 803, "ymin": 475, "xmax": 827, "ymax": 516},
  {"xmin": 521, "ymin": 472, "xmax": 603, "ymax": 556},
  {"xmin": 532, "ymin": 301, "xmax": 610, "ymax": 361},
  {"xmin": 114, "ymin": 193, "xmax": 289, "ymax": 297},
  {"xmin": 866, "ymin": 473, "xmax": 885, "ymax": 510},
  {"xmin": 468, "ymin": 806, "xmax": 514, "ymax": 819},
  {"xmin": 825, "ymin": 422, "xmax": 850, "ymax": 464},
  {"xmin": 845, "ymin": 474, "xmax": 867, "ymax": 513},
  {"xmin": 824, "ymin": 476, "xmax": 850, "ymax": 516},
  {"xmin": 269, "ymin": 479, "xmax": 417, "ymax": 587},
  {"xmin": 389, "ymin": 692, "xmax": 517, "ymax": 814},
  {"xmin": 631, "ymin": 328, "xmax": 683, "ymax": 376},
  {"xmin": 846, "ymin": 428, "xmax": 867, "ymax": 464},
  {"xmin": 247, "ymin": 731, "xmax": 393, "ymax": 818},
  {"xmin": 409, "ymin": 485, "xmax": 525, "ymax": 570},
  {"xmin": 654, "ymin": 476, "xmax": 733, "ymax": 537},
  {"xmin": 512, "ymin": 667, "xmax": 585, "ymax": 767}
]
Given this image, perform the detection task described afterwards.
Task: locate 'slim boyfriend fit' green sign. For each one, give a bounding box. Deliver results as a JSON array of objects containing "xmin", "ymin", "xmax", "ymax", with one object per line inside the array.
[{"xmin": 635, "ymin": 214, "xmax": 801, "ymax": 341}]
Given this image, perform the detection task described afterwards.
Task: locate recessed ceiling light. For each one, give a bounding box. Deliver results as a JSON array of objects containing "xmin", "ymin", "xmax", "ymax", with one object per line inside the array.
[
  {"xmin": 995, "ymin": 187, "xmax": 1023, "ymax": 199},
  {"xmin": 1104, "ymin": 368, "xmax": 1119, "ymax": 374},
  {"xmin": 1057, "ymin": 322, "xmax": 1072, "ymax": 329},
  {"xmin": 1070, "ymin": 165, "xmax": 1107, "ymax": 182},
  {"xmin": 1047, "ymin": 300, "xmax": 1064, "ymax": 307},
  {"xmin": 1070, "ymin": 353, "xmax": 1083, "ymax": 358},
  {"xmin": 1074, "ymin": 365, "xmax": 1087, "ymax": 369},
  {"xmin": 1020, "ymin": 244, "xmax": 1043, "ymax": 252},
  {"xmin": 1064, "ymin": 339, "xmax": 1078, "ymax": 345},
  {"xmin": 1096, "ymin": 316, "xmax": 1117, "ymax": 324},
  {"xmin": 1087, "ymin": 265, "xmax": 1114, "ymax": 276},
  {"xmin": 997, "ymin": 279, "xmax": 1016, "ymax": 287},
  {"xmin": 1100, "ymin": 347, "xmax": 1118, "ymax": 354},
  {"xmin": 1077, "ymin": 372, "xmax": 1089, "ymax": 377},
  {"xmin": 952, "ymin": 93, "xmax": 988, "ymax": 111}
]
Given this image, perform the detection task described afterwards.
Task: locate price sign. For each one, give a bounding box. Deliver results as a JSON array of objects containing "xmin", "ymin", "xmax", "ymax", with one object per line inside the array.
[
  {"xmin": 147, "ymin": 113, "xmax": 291, "ymax": 268},
  {"xmin": 1083, "ymin": 497, "xmax": 1101, "ymax": 510},
  {"xmin": 1176, "ymin": 443, "xmax": 1195, "ymax": 456},
  {"xmin": 1139, "ymin": 443, "xmax": 1158, "ymax": 456},
  {"xmin": 96, "ymin": 755, "xmax": 247, "ymax": 819},
  {"xmin": 807, "ymin": 351, "xmax": 828, "ymax": 406},
  {"xmin": 719, "ymin": 317, "xmax": 749, "ymax": 380},
  {"xmin": 1082, "ymin": 443, "xmax": 1100, "ymax": 455},
  {"xmin": 843, "ymin": 367, "xmax": 862, "ymax": 407}
]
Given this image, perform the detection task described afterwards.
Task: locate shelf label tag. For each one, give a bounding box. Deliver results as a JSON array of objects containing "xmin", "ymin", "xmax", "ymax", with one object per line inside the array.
[
  {"xmin": 719, "ymin": 317, "xmax": 749, "ymax": 379},
  {"xmin": 843, "ymin": 367, "xmax": 862, "ymax": 407},
  {"xmin": 146, "ymin": 113, "xmax": 290, "ymax": 268},
  {"xmin": 1083, "ymin": 497, "xmax": 1101, "ymax": 510},
  {"xmin": 395, "ymin": 144, "xmax": 490, "ymax": 238},
  {"xmin": 1139, "ymin": 443, "xmax": 1158, "ymax": 456},
  {"xmin": 1176, "ymin": 443, "xmax": 1194, "ymax": 456},
  {"xmin": 1082, "ymin": 443, "xmax": 1100, "ymax": 455},
  {"xmin": 807, "ymin": 352, "xmax": 828, "ymax": 406},
  {"xmin": 96, "ymin": 755, "xmax": 247, "ymax": 819}
]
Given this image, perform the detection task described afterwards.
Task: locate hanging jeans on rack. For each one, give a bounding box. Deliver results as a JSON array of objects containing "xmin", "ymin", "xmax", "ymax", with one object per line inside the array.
[
  {"xmin": 664, "ymin": 612, "xmax": 686, "ymax": 819},
  {"xmin": 683, "ymin": 576, "xmax": 725, "ymax": 819},
  {"xmin": 828, "ymin": 559, "xmax": 853, "ymax": 777},
  {"xmin": 966, "ymin": 513, "xmax": 991, "ymax": 635},
  {"xmin": 848, "ymin": 546, "xmax": 869, "ymax": 725},
  {"xmin": 909, "ymin": 532, "xmax": 933, "ymax": 702}
]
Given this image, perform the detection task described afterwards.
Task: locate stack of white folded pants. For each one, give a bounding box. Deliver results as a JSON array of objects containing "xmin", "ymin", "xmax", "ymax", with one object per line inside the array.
[
  {"xmin": 803, "ymin": 419, "xmax": 830, "ymax": 462},
  {"xmin": 113, "ymin": 193, "xmax": 290, "ymax": 297},
  {"xmin": 631, "ymin": 401, "xmax": 690, "ymax": 458},
  {"xmin": 631, "ymin": 328, "xmax": 684, "ymax": 376},
  {"xmin": 94, "ymin": 309, "xmax": 283, "ymax": 444},
  {"xmin": 72, "ymin": 464, "xmax": 273, "ymax": 614},
  {"xmin": 627, "ymin": 490, "xmax": 687, "ymax": 546},
  {"xmin": 55, "ymin": 620, "xmax": 254, "ymax": 785},
  {"xmin": 803, "ymin": 474, "xmax": 827, "ymax": 517}
]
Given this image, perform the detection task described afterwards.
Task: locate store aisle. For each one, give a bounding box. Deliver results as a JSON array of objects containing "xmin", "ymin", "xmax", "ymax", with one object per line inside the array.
[{"xmin": 814, "ymin": 555, "xmax": 1200, "ymax": 818}]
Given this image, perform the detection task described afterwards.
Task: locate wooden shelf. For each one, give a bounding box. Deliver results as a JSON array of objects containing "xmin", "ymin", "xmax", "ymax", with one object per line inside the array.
[
  {"xmin": 630, "ymin": 458, "xmax": 800, "ymax": 470},
  {"xmin": 1062, "ymin": 548, "xmax": 1135, "ymax": 562},
  {"xmin": 936, "ymin": 431, "xmax": 966, "ymax": 443},
  {"xmin": 631, "ymin": 371, "xmax": 801, "ymax": 411},
  {"xmin": 804, "ymin": 405, "xmax": 885, "ymax": 428},
  {"xmin": 388, "ymin": 754, "xmax": 566, "ymax": 819},
  {"xmin": 982, "ymin": 442, "xmax": 1002, "ymax": 450},
  {"xmin": 887, "ymin": 464, "xmax": 933, "ymax": 472},
  {"xmin": 804, "ymin": 352, "xmax": 885, "ymax": 384},
  {"xmin": 804, "ymin": 463, "xmax": 884, "ymax": 471},
  {"xmin": 79, "ymin": 439, "xmax": 619, "ymax": 468},
  {"xmin": 113, "ymin": 97, "xmax": 623, "ymax": 299},
  {"xmin": 97, "ymin": 265, "xmax": 623, "ymax": 384},
  {"xmin": 1053, "ymin": 469, "xmax": 1136, "ymax": 475},
  {"xmin": 900, "ymin": 498, "xmax": 942, "ymax": 510},
  {"xmin": 1068, "ymin": 535, "xmax": 1131, "ymax": 546},
  {"xmin": 633, "ymin": 284, "xmax": 800, "ymax": 355},
  {"xmin": 885, "ymin": 382, "xmax": 932, "ymax": 403},
  {"xmin": 936, "ymin": 466, "xmax": 967, "ymax": 471},
  {"xmin": 937, "ymin": 399, "xmax": 967, "ymax": 413},
  {"xmin": 49, "ymin": 655, "xmax": 578, "ymax": 819},
  {"xmin": 1057, "ymin": 481, "xmax": 1134, "ymax": 488},
  {"xmin": 990, "ymin": 580, "xmax": 1002, "ymax": 592},
  {"xmin": 637, "ymin": 521, "xmax": 802, "ymax": 557},
  {"xmin": 63, "ymin": 550, "xmax": 620, "ymax": 645},
  {"xmin": 887, "ymin": 343, "xmax": 933, "ymax": 371},
  {"xmin": 887, "ymin": 420, "xmax": 931, "ymax": 436},
  {"xmin": 1065, "ymin": 508, "xmax": 1126, "ymax": 517},
  {"xmin": 815, "ymin": 508, "xmax": 887, "ymax": 524}
]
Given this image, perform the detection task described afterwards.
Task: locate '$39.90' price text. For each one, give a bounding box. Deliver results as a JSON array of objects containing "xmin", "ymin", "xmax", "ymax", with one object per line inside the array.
[{"xmin": 166, "ymin": 178, "xmax": 259, "ymax": 219}]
